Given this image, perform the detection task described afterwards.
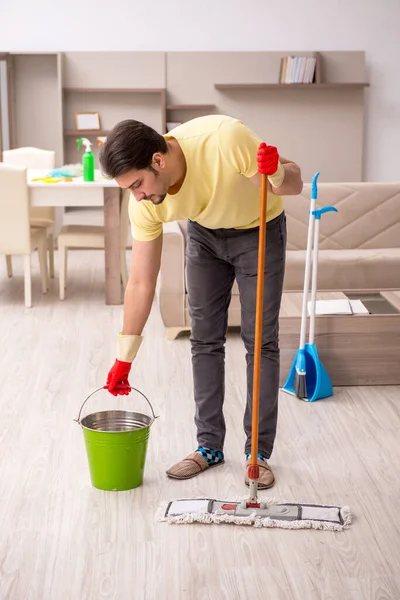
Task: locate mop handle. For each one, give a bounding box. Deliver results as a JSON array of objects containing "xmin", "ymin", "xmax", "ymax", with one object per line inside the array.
[
  {"xmin": 250, "ymin": 143, "xmax": 269, "ymax": 471},
  {"xmin": 299, "ymin": 172, "xmax": 320, "ymax": 349}
]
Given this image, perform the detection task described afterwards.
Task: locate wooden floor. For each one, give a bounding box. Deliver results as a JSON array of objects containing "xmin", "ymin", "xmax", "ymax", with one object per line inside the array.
[{"xmin": 1, "ymin": 250, "xmax": 400, "ymax": 600}]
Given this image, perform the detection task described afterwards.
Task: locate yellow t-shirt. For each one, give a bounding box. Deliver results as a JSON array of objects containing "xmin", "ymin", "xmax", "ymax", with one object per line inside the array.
[{"xmin": 129, "ymin": 114, "xmax": 284, "ymax": 242}]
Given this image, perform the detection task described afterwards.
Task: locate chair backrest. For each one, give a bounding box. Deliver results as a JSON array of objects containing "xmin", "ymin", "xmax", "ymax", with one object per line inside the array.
[
  {"xmin": 3, "ymin": 147, "xmax": 56, "ymax": 169},
  {"xmin": 0, "ymin": 163, "xmax": 31, "ymax": 254},
  {"xmin": 2, "ymin": 147, "xmax": 56, "ymax": 223}
]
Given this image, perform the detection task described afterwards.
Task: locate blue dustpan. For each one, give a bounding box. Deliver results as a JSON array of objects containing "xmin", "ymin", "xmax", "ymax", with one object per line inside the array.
[
  {"xmin": 304, "ymin": 343, "xmax": 332, "ymax": 401},
  {"xmin": 282, "ymin": 344, "xmax": 332, "ymax": 402}
]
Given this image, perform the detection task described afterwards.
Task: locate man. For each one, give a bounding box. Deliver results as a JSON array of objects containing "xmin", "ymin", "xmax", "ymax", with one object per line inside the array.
[{"xmin": 100, "ymin": 114, "xmax": 303, "ymax": 489}]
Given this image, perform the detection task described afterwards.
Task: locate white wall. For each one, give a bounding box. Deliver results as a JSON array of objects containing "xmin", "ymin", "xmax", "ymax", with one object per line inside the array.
[{"xmin": 1, "ymin": 0, "xmax": 399, "ymax": 181}]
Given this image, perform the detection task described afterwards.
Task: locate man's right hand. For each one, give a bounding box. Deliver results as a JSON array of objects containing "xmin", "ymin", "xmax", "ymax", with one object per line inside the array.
[
  {"xmin": 105, "ymin": 359, "xmax": 132, "ymax": 396},
  {"xmin": 104, "ymin": 235, "xmax": 161, "ymax": 397},
  {"xmin": 104, "ymin": 333, "xmax": 143, "ymax": 396}
]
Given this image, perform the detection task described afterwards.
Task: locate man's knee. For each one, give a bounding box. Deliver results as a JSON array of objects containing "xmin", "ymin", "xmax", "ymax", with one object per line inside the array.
[{"xmin": 241, "ymin": 324, "xmax": 279, "ymax": 354}]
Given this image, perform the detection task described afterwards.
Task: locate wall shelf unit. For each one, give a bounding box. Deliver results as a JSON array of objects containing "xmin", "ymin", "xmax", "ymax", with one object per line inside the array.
[
  {"xmin": 214, "ymin": 82, "xmax": 370, "ymax": 90},
  {"xmin": 64, "ymin": 130, "xmax": 111, "ymax": 137},
  {"xmin": 63, "ymin": 87, "xmax": 166, "ymax": 94},
  {"xmin": 166, "ymin": 104, "xmax": 216, "ymax": 110},
  {"xmin": 3, "ymin": 49, "xmax": 369, "ymax": 184}
]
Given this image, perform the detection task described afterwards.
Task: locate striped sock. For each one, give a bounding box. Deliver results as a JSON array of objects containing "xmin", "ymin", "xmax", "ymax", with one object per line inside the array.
[
  {"xmin": 196, "ymin": 447, "xmax": 224, "ymax": 465},
  {"xmin": 246, "ymin": 452, "xmax": 268, "ymax": 463}
]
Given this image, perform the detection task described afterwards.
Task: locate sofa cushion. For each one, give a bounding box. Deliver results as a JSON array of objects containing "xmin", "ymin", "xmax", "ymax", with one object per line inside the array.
[
  {"xmin": 284, "ymin": 248, "xmax": 400, "ymax": 291},
  {"xmin": 283, "ymin": 182, "xmax": 400, "ymax": 251}
]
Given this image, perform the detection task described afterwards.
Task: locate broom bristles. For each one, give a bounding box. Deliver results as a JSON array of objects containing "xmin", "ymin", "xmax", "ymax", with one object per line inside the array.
[
  {"xmin": 294, "ymin": 371, "xmax": 307, "ymax": 399},
  {"xmin": 293, "ymin": 349, "xmax": 307, "ymax": 399}
]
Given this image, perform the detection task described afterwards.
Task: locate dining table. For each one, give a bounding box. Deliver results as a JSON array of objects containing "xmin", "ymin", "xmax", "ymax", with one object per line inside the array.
[{"xmin": 28, "ymin": 169, "xmax": 123, "ymax": 305}]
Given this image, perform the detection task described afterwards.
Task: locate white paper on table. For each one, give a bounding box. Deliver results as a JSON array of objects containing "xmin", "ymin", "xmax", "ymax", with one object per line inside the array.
[
  {"xmin": 307, "ymin": 299, "xmax": 353, "ymax": 315},
  {"xmin": 349, "ymin": 299, "xmax": 369, "ymax": 314}
]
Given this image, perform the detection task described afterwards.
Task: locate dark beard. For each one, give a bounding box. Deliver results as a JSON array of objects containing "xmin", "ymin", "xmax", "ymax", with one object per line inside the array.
[{"xmin": 151, "ymin": 194, "xmax": 166, "ymax": 205}]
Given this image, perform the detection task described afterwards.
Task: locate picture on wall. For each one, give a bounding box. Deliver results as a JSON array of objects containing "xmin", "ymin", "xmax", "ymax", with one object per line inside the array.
[{"xmin": 75, "ymin": 112, "xmax": 101, "ymax": 131}]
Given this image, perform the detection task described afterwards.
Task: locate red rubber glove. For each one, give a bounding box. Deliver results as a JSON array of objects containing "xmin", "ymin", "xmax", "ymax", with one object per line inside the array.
[
  {"xmin": 257, "ymin": 142, "xmax": 279, "ymax": 175},
  {"xmin": 105, "ymin": 359, "xmax": 132, "ymax": 396}
]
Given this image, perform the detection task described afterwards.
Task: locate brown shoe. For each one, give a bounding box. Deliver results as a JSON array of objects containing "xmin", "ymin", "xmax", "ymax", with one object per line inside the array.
[
  {"xmin": 245, "ymin": 457, "xmax": 275, "ymax": 489},
  {"xmin": 166, "ymin": 452, "xmax": 224, "ymax": 480}
]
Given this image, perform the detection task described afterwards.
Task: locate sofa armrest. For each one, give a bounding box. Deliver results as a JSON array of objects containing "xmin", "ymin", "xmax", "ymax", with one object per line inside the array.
[{"xmin": 158, "ymin": 222, "xmax": 186, "ymax": 327}]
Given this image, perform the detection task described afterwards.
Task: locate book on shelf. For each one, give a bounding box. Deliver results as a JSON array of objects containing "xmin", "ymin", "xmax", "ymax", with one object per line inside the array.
[{"xmin": 279, "ymin": 56, "xmax": 317, "ymax": 84}]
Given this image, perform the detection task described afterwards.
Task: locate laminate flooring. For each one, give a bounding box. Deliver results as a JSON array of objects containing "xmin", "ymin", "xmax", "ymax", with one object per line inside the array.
[{"xmin": 0, "ymin": 250, "xmax": 399, "ymax": 600}]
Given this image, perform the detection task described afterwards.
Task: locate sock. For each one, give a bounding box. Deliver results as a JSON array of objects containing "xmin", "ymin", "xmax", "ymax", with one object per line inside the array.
[
  {"xmin": 246, "ymin": 452, "xmax": 268, "ymax": 463},
  {"xmin": 196, "ymin": 446, "xmax": 224, "ymax": 465}
]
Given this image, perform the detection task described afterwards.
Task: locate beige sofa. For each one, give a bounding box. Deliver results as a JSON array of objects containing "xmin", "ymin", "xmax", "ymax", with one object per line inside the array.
[{"xmin": 158, "ymin": 182, "xmax": 400, "ymax": 339}]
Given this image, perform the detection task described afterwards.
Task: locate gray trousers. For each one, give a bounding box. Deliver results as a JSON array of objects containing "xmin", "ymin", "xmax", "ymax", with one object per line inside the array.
[{"xmin": 186, "ymin": 211, "xmax": 287, "ymax": 458}]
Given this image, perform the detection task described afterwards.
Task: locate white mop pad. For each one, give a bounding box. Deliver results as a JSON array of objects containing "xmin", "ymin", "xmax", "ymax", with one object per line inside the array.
[{"xmin": 157, "ymin": 497, "xmax": 352, "ymax": 531}]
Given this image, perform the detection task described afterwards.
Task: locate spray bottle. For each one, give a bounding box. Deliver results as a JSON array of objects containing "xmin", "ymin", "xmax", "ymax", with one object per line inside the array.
[{"xmin": 76, "ymin": 138, "xmax": 95, "ymax": 182}]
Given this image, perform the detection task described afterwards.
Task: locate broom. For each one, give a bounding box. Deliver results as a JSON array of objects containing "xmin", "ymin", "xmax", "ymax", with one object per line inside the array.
[{"xmin": 293, "ymin": 172, "xmax": 320, "ymax": 399}]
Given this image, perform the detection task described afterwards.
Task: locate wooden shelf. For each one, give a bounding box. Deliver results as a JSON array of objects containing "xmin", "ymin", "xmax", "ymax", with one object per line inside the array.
[
  {"xmin": 8, "ymin": 50, "xmax": 368, "ymax": 181},
  {"xmin": 63, "ymin": 87, "xmax": 166, "ymax": 94},
  {"xmin": 215, "ymin": 83, "xmax": 369, "ymax": 90},
  {"xmin": 64, "ymin": 130, "xmax": 110, "ymax": 136},
  {"xmin": 167, "ymin": 104, "xmax": 216, "ymax": 110}
]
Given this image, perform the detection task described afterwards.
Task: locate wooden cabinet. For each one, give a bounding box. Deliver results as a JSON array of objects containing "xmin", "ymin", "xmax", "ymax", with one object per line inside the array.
[{"xmin": 4, "ymin": 50, "xmax": 369, "ymax": 183}]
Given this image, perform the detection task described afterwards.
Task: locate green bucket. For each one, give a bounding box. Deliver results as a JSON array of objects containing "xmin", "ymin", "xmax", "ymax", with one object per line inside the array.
[{"xmin": 76, "ymin": 387, "xmax": 157, "ymax": 491}]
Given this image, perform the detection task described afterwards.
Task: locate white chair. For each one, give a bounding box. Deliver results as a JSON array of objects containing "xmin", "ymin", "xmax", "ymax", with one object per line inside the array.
[
  {"xmin": 0, "ymin": 163, "xmax": 48, "ymax": 307},
  {"xmin": 2, "ymin": 147, "xmax": 56, "ymax": 278},
  {"xmin": 57, "ymin": 190, "xmax": 130, "ymax": 300}
]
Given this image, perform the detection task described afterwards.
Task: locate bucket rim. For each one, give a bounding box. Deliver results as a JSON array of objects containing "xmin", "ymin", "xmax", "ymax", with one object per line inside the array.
[
  {"xmin": 80, "ymin": 409, "xmax": 153, "ymax": 433},
  {"xmin": 74, "ymin": 386, "xmax": 158, "ymax": 427}
]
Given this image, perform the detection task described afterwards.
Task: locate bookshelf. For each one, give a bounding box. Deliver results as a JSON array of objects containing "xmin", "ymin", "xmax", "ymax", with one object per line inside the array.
[
  {"xmin": 3, "ymin": 50, "xmax": 369, "ymax": 186},
  {"xmin": 214, "ymin": 82, "xmax": 369, "ymax": 90},
  {"xmin": 62, "ymin": 88, "xmax": 166, "ymax": 161},
  {"xmin": 167, "ymin": 50, "xmax": 369, "ymax": 182},
  {"xmin": 60, "ymin": 52, "xmax": 167, "ymax": 164},
  {"xmin": 64, "ymin": 130, "xmax": 111, "ymax": 137},
  {"xmin": 63, "ymin": 88, "xmax": 165, "ymax": 94},
  {"xmin": 166, "ymin": 104, "xmax": 215, "ymax": 111},
  {"xmin": 214, "ymin": 51, "xmax": 369, "ymax": 90}
]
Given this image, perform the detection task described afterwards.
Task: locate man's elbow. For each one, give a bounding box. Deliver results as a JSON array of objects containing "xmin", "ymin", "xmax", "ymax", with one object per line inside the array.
[
  {"xmin": 294, "ymin": 179, "xmax": 303, "ymax": 195},
  {"xmin": 292, "ymin": 164, "xmax": 303, "ymax": 194}
]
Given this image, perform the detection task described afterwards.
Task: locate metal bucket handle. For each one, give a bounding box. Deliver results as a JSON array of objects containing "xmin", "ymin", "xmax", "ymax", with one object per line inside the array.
[{"xmin": 74, "ymin": 386, "xmax": 159, "ymax": 425}]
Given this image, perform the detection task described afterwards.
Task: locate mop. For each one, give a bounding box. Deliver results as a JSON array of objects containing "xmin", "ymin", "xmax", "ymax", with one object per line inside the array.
[{"xmin": 157, "ymin": 147, "xmax": 351, "ymax": 530}]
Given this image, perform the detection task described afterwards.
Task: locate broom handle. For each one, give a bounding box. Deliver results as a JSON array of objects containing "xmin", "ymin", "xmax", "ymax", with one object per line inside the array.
[
  {"xmin": 250, "ymin": 169, "xmax": 267, "ymax": 468},
  {"xmin": 299, "ymin": 202, "xmax": 315, "ymax": 349},
  {"xmin": 309, "ymin": 215, "xmax": 320, "ymax": 345},
  {"xmin": 299, "ymin": 172, "xmax": 320, "ymax": 349},
  {"xmin": 309, "ymin": 205, "xmax": 338, "ymax": 344}
]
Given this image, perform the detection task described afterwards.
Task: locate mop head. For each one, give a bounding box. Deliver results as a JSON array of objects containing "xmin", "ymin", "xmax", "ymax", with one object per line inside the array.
[{"xmin": 157, "ymin": 496, "xmax": 352, "ymax": 531}]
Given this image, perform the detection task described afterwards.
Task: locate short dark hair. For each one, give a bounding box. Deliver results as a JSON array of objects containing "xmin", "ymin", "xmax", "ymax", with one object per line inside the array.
[{"xmin": 99, "ymin": 119, "xmax": 168, "ymax": 178}]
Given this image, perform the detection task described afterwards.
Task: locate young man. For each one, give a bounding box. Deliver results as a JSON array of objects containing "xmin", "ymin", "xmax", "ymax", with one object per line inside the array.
[{"xmin": 100, "ymin": 114, "xmax": 303, "ymax": 489}]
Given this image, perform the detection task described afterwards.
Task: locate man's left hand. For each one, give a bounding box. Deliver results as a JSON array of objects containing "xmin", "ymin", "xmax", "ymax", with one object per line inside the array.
[{"xmin": 257, "ymin": 144, "xmax": 279, "ymax": 176}]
